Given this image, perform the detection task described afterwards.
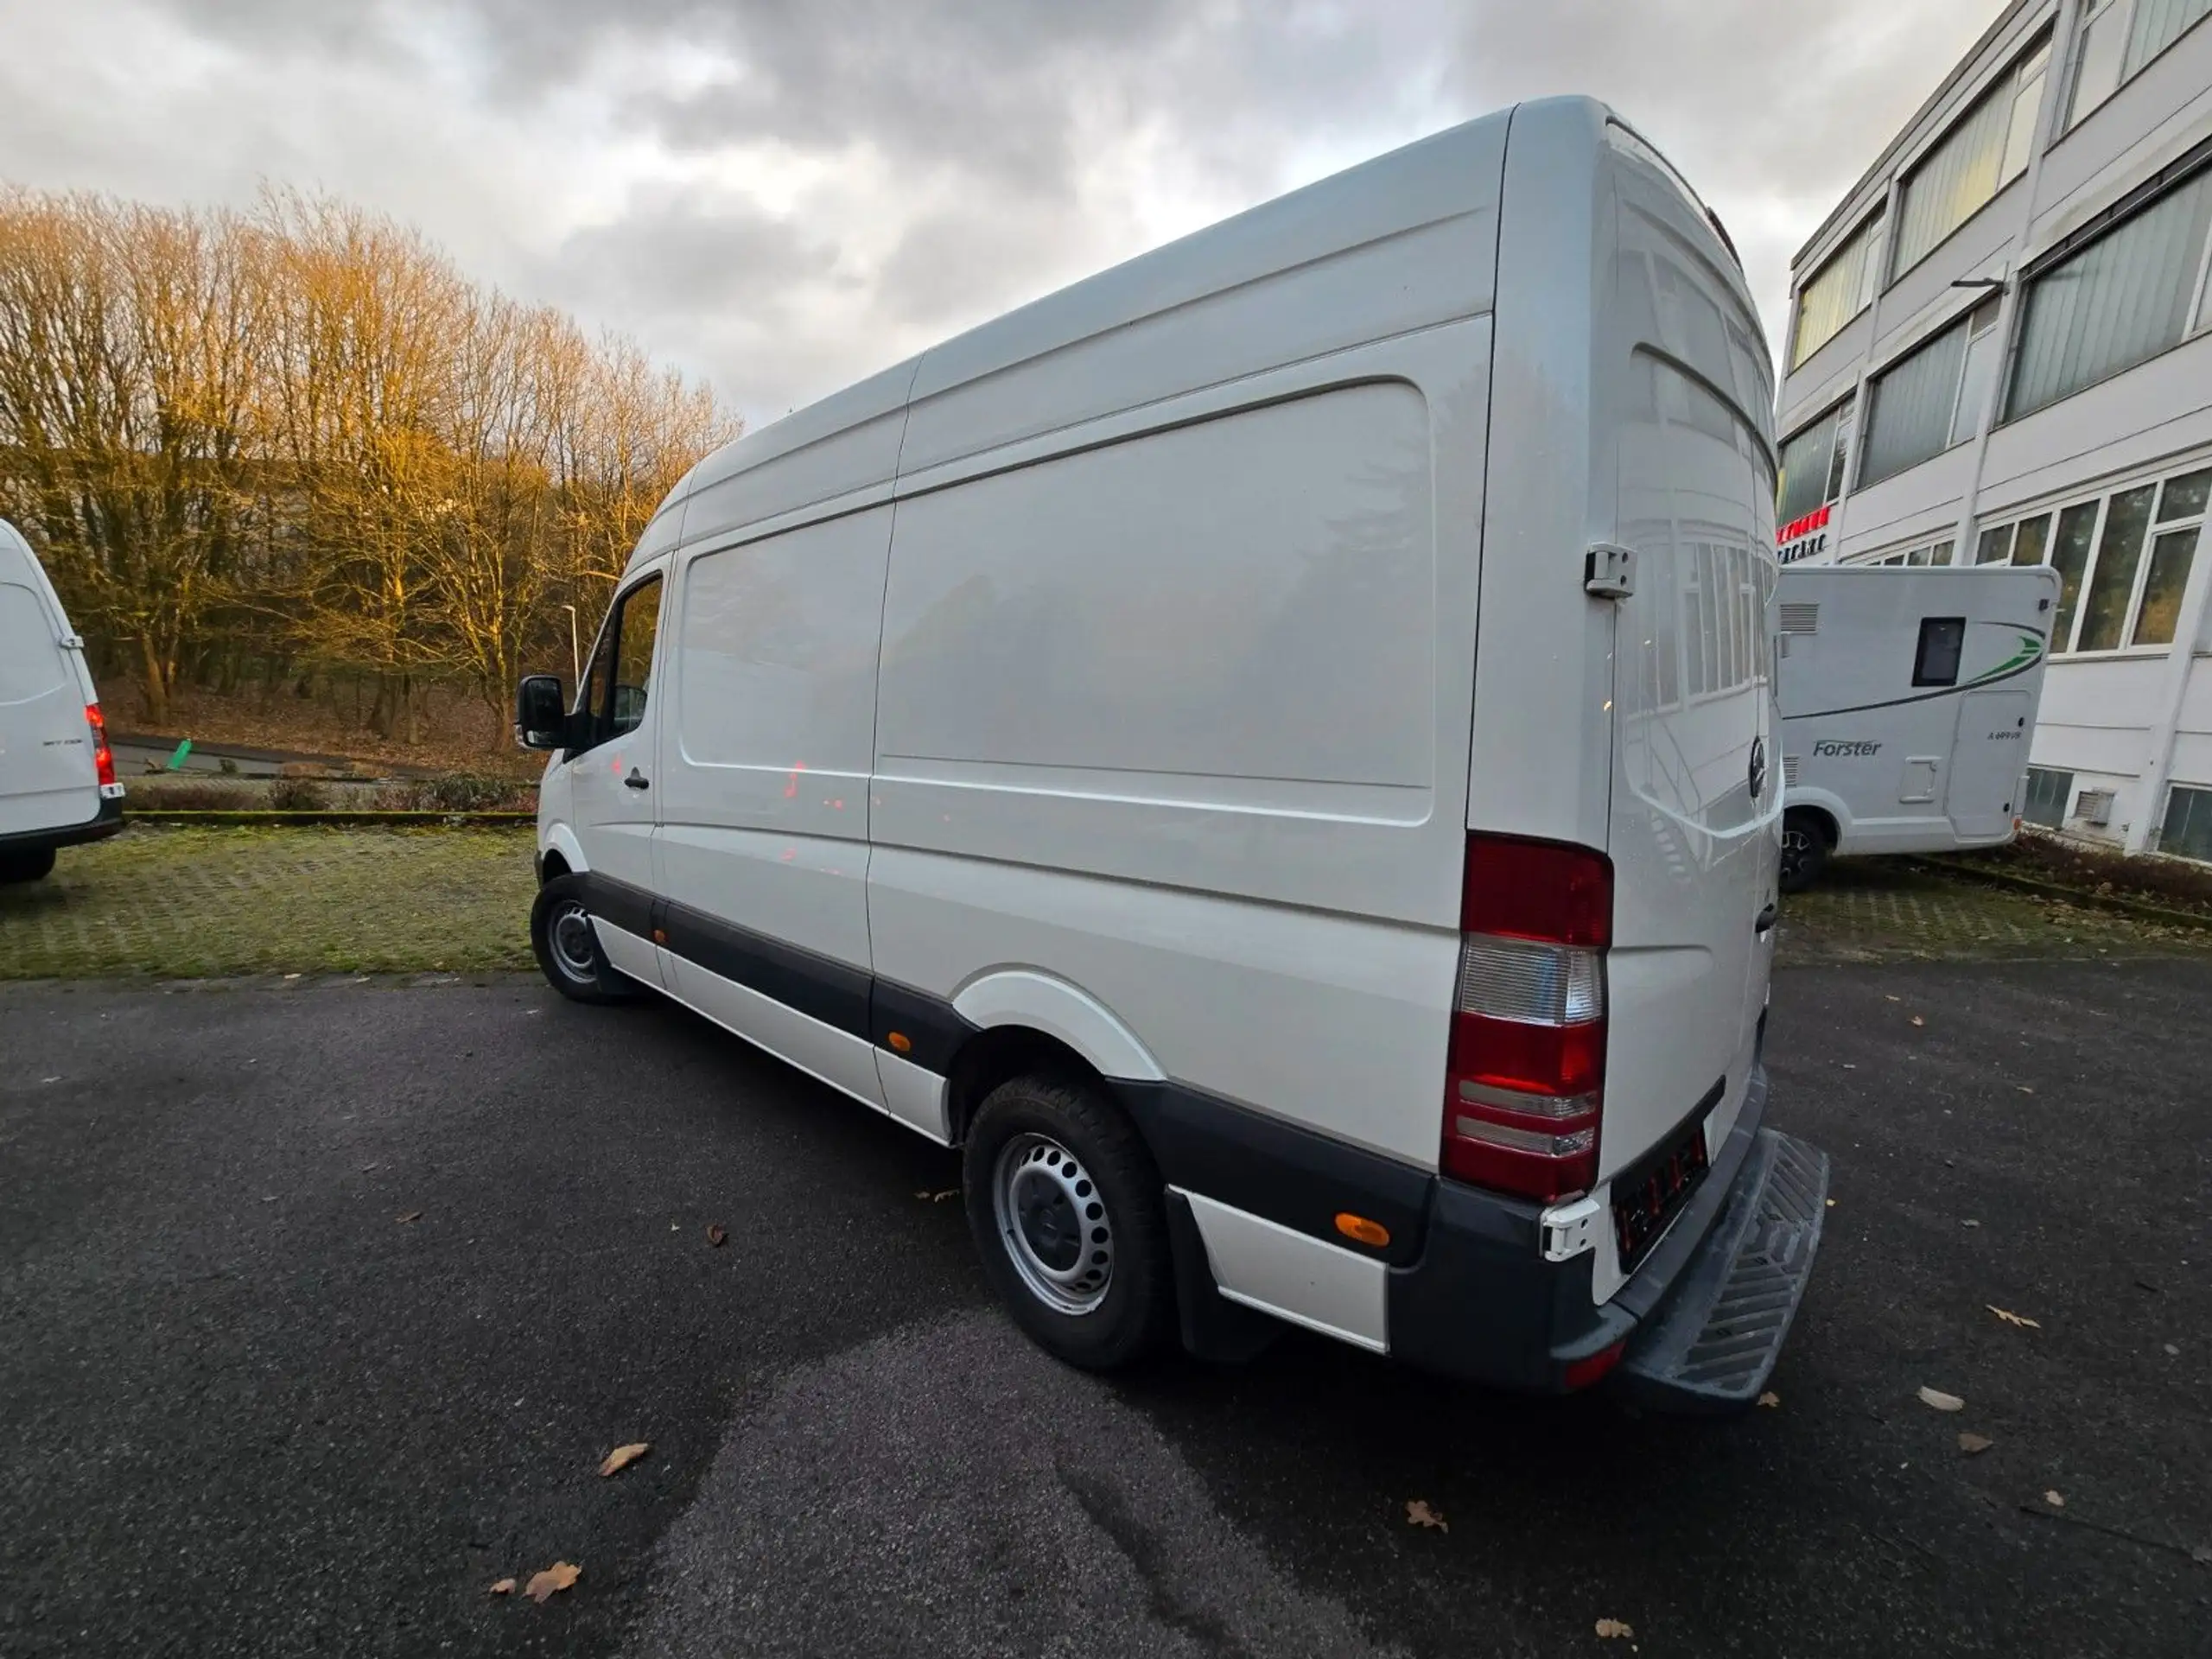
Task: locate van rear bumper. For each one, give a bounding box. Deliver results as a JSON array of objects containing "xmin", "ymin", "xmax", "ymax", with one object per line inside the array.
[
  {"xmin": 0, "ymin": 793, "xmax": 124, "ymax": 855},
  {"xmin": 1384, "ymin": 1065, "xmax": 1823, "ymax": 1402}
]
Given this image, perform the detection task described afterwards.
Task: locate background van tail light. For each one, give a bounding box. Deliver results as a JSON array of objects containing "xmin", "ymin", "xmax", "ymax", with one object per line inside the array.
[
  {"xmin": 86, "ymin": 702, "xmax": 117, "ymax": 789},
  {"xmin": 1441, "ymin": 835, "xmax": 1611, "ymax": 1202}
]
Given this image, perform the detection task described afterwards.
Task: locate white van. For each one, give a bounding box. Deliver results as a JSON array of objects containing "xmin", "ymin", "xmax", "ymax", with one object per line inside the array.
[
  {"xmin": 0, "ymin": 520, "xmax": 124, "ymax": 883},
  {"xmin": 1777, "ymin": 563, "xmax": 2060, "ymax": 891},
  {"xmin": 518, "ymin": 99, "xmax": 1828, "ymax": 1410}
]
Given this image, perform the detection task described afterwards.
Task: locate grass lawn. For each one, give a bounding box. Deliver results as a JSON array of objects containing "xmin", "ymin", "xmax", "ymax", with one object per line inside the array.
[{"xmin": 1, "ymin": 825, "xmax": 537, "ymax": 979}]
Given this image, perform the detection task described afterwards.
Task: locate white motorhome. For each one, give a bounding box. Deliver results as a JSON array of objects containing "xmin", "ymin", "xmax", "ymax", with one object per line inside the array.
[
  {"xmin": 0, "ymin": 520, "xmax": 124, "ymax": 883},
  {"xmin": 518, "ymin": 99, "xmax": 1828, "ymax": 1410},
  {"xmin": 1777, "ymin": 564, "xmax": 2061, "ymax": 891}
]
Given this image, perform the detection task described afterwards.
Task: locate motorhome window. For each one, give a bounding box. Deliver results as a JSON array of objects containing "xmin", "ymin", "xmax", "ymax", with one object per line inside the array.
[
  {"xmin": 2006, "ymin": 166, "xmax": 2212, "ymax": 420},
  {"xmin": 2162, "ymin": 782, "xmax": 2212, "ymax": 861},
  {"xmin": 2068, "ymin": 0, "xmax": 2212, "ymax": 130},
  {"xmin": 1891, "ymin": 33, "xmax": 2051, "ymax": 277},
  {"xmin": 1913, "ymin": 618, "xmax": 1967, "ymax": 686}
]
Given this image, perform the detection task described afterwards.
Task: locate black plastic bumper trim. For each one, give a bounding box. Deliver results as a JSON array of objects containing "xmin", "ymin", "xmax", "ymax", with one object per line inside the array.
[{"xmin": 656, "ymin": 893, "xmax": 872, "ymax": 1039}]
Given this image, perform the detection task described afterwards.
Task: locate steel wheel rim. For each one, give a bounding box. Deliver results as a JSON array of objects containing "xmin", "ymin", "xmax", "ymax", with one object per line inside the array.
[
  {"xmin": 992, "ymin": 1133, "xmax": 1114, "ymax": 1316},
  {"xmin": 549, "ymin": 901, "xmax": 598, "ymax": 982}
]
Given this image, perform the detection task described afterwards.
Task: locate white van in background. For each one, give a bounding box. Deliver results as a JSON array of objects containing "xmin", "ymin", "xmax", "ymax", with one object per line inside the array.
[
  {"xmin": 0, "ymin": 520, "xmax": 124, "ymax": 883},
  {"xmin": 1777, "ymin": 563, "xmax": 2060, "ymax": 892},
  {"xmin": 517, "ymin": 99, "xmax": 1828, "ymax": 1412}
]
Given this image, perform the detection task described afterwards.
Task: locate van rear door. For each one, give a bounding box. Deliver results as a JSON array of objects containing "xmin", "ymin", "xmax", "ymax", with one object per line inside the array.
[
  {"xmin": 0, "ymin": 543, "xmax": 100, "ymax": 838},
  {"xmin": 1599, "ymin": 128, "xmax": 1781, "ymax": 1298}
]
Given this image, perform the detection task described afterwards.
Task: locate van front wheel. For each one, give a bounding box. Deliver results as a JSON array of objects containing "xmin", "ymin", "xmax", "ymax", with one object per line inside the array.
[
  {"xmin": 530, "ymin": 874, "xmax": 645, "ymax": 1005},
  {"xmin": 963, "ymin": 1074, "xmax": 1173, "ymax": 1371}
]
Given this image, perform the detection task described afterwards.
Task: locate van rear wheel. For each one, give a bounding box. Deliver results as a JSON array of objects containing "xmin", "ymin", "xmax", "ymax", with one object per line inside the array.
[
  {"xmin": 0, "ymin": 848, "xmax": 56, "ymax": 885},
  {"xmin": 963, "ymin": 1074, "xmax": 1173, "ymax": 1370},
  {"xmin": 530, "ymin": 873, "xmax": 645, "ymax": 1005},
  {"xmin": 1778, "ymin": 811, "xmax": 1830, "ymax": 894}
]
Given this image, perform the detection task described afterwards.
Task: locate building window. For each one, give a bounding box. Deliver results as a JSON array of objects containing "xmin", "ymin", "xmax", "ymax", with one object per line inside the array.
[
  {"xmin": 1777, "ymin": 401, "xmax": 1853, "ymax": 524},
  {"xmin": 1892, "ymin": 34, "xmax": 2051, "ymax": 277},
  {"xmin": 2022, "ymin": 766, "xmax": 2074, "ymax": 828},
  {"xmin": 2006, "ymin": 165, "xmax": 2212, "ymax": 420},
  {"xmin": 1792, "ymin": 212, "xmax": 1885, "ymax": 367},
  {"xmin": 1914, "ymin": 617, "xmax": 1967, "ymax": 685},
  {"xmin": 1970, "ymin": 461, "xmax": 2210, "ymax": 653},
  {"xmin": 1859, "ymin": 298, "xmax": 2001, "ymax": 487},
  {"xmin": 1861, "ymin": 538, "xmax": 1957, "ymax": 567},
  {"xmin": 2163, "ymin": 782, "xmax": 2212, "ymax": 861},
  {"xmin": 2068, "ymin": 0, "xmax": 2212, "ymax": 130}
]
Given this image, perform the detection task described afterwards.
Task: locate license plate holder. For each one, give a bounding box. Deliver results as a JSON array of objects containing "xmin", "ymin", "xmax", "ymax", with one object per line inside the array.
[{"xmin": 1612, "ymin": 1109, "xmax": 1713, "ymax": 1274}]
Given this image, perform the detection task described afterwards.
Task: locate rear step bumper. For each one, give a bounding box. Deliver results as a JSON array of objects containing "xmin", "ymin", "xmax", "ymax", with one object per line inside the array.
[{"xmin": 1613, "ymin": 1128, "xmax": 1830, "ymax": 1414}]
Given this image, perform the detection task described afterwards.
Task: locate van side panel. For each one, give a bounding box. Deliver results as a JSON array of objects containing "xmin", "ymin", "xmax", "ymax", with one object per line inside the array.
[
  {"xmin": 870, "ymin": 308, "xmax": 1496, "ymax": 1168},
  {"xmin": 0, "ymin": 526, "xmax": 102, "ymax": 839}
]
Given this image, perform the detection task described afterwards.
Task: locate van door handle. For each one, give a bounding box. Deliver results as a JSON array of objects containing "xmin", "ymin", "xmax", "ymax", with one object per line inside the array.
[
  {"xmin": 624, "ymin": 769, "xmax": 650, "ymax": 791},
  {"xmin": 1754, "ymin": 902, "xmax": 1777, "ymax": 935}
]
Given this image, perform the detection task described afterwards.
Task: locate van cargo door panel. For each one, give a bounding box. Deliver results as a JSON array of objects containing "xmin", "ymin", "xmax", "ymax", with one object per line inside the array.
[{"xmin": 0, "ymin": 578, "xmax": 99, "ymax": 837}]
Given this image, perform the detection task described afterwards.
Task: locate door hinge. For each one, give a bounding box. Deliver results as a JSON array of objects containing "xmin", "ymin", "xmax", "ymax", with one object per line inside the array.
[
  {"xmin": 1584, "ymin": 543, "xmax": 1636, "ymax": 599},
  {"xmin": 1541, "ymin": 1194, "xmax": 1603, "ymax": 1262},
  {"xmin": 60, "ymin": 632, "xmax": 85, "ymax": 650}
]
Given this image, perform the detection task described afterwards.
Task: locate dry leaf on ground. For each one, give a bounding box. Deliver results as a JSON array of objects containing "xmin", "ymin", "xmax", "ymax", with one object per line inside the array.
[
  {"xmin": 704, "ymin": 1224, "xmax": 727, "ymax": 1248},
  {"xmin": 2044, "ymin": 1491, "xmax": 2065, "ymax": 1510},
  {"xmin": 1988, "ymin": 1306, "xmax": 2042, "ymax": 1330},
  {"xmin": 1595, "ymin": 1618, "xmax": 1636, "ymax": 1639},
  {"xmin": 1757, "ymin": 1391, "xmax": 1781, "ymax": 1408},
  {"xmin": 488, "ymin": 1578, "xmax": 516, "ymax": 1596},
  {"xmin": 1885, "ymin": 995, "xmax": 1900, "ymax": 1002},
  {"xmin": 598, "ymin": 1442, "xmax": 650, "ymax": 1478},
  {"xmin": 395, "ymin": 1211, "xmax": 423, "ymax": 1224},
  {"xmin": 1917, "ymin": 1386, "xmax": 1966, "ymax": 1412},
  {"xmin": 932, "ymin": 1189, "xmax": 958, "ymax": 1203},
  {"xmin": 1910, "ymin": 1014, "xmax": 1926, "ymax": 1027},
  {"xmin": 1405, "ymin": 1499, "xmax": 1448, "ymax": 1532},
  {"xmin": 1958, "ymin": 1433, "xmax": 1993, "ymax": 1455},
  {"xmin": 2190, "ymin": 1542, "xmax": 2210, "ymax": 1565},
  {"xmin": 524, "ymin": 1561, "xmax": 582, "ymax": 1603}
]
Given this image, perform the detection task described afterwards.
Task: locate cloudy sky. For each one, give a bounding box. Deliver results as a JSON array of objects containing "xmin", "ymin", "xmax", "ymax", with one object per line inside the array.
[{"xmin": 2, "ymin": 0, "xmax": 2008, "ymax": 429}]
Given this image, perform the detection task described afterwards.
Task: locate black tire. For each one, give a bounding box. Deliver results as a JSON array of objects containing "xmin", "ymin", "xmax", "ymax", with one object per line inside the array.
[
  {"xmin": 0, "ymin": 847, "xmax": 57, "ymax": 885},
  {"xmin": 1778, "ymin": 811, "xmax": 1830, "ymax": 895},
  {"xmin": 530, "ymin": 873, "xmax": 645, "ymax": 1004},
  {"xmin": 963, "ymin": 1073, "xmax": 1174, "ymax": 1371}
]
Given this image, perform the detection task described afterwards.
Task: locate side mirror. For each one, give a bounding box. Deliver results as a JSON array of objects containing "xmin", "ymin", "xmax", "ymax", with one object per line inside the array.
[{"xmin": 515, "ymin": 675, "xmax": 569, "ymax": 751}]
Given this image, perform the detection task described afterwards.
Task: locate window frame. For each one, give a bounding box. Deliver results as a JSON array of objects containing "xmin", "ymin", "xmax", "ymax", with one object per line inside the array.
[
  {"xmin": 1889, "ymin": 29, "xmax": 2054, "ymax": 284},
  {"xmin": 1776, "ymin": 396, "xmax": 1855, "ymax": 525},
  {"xmin": 566, "ymin": 571, "xmax": 665, "ymax": 757},
  {"xmin": 1966, "ymin": 456, "xmax": 2212, "ymax": 657},
  {"xmin": 1857, "ymin": 302, "xmax": 1990, "ymax": 490},
  {"xmin": 1912, "ymin": 615, "xmax": 1969, "ymax": 685},
  {"xmin": 1790, "ymin": 209, "xmax": 1885, "ymax": 368},
  {"xmin": 2066, "ymin": 0, "xmax": 2212, "ymax": 131},
  {"xmin": 2161, "ymin": 781, "xmax": 2212, "ymax": 861}
]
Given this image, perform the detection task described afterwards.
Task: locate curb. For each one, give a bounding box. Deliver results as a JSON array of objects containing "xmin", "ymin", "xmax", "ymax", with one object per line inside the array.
[
  {"xmin": 1904, "ymin": 855, "xmax": 2212, "ymax": 934},
  {"xmin": 121, "ymin": 810, "xmax": 536, "ymax": 828}
]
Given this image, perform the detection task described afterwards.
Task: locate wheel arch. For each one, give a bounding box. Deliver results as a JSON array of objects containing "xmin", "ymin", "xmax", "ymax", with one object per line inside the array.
[
  {"xmin": 539, "ymin": 822, "xmax": 587, "ymax": 881},
  {"xmin": 941, "ymin": 970, "xmax": 1163, "ymax": 1146}
]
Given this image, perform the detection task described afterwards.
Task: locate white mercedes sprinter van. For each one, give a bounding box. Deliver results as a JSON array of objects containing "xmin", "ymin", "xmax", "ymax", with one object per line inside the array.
[
  {"xmin": 1, "ymin": 519, "xmax": 124, "ymax": 883},
  {"xmin": 1777, "ymin": 563, "xmax": 2060, "ymax": 891},
  {"xmin": 518, "ymin": 98, "xmax": 1828, "ymax": 1411}
]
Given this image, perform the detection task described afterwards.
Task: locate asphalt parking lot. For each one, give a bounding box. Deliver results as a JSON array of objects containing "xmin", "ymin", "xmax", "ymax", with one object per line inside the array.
[{"xmin": 2, "ymin": 959, "xmax": 2206, "ymax": 1658}]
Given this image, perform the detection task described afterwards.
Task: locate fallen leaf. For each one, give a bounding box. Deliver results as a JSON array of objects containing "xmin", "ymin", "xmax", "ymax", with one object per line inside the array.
[
  {"xmin": 1595, "ymin": 1618, "xmax": 1636, "ymax": 1640},
  {"xmin": 1757, "ymin": 1391, "xmax": 1781, "ymax": 1408},
  {"xmin": 599, "ymin": 1442, "xmax": 650, "ymax": 1478},
  {"xmin": 2191, "ymin": 1542, "xmax": 2210, "ymax": 1565},
  {"xmin": 912, "ymin": 1191, "xmax": 931, "ymax": 1199},
  {"xmin": 704, "ymin": 1224, "xmax": 727, "ymax": 1248},
  {"xmin": 1917, "ymin": 1386, "xmax": 1966, "ymax": 1413},
  {"xmin": 2166, "ymin": 1344, "xmax": 2182, "ymax": 1357},
  {"xmin": 1962, "ymin": 1218, "xmax": 1981, "ymax": 1228},
  {"xmin": 524, "ymin": 1561, "xmax": 581, "ymax": 1603},
  {"xmin": 1405, "ymin": 1499, "xmax": 1448, "ymax": 1533},
  {"xmin": 1910, "ymin": 1014, "xmax": 1926, "ymax": 1027},
  {"xmin": 1825, "ymin": 1198, "xmax": 1837, "ymax": 1208},
  {"xmin": 1885, "ymin": 995, "xmax": 1900, "ymax": 1002},
  {"xmin": 2044, "ymin": 1490, "xmax": 2064, "ymax": 1510},
  {"xmin": 1958, "ymin": 1433, "xmax": 1993, "ymax": 1455},
  {"xmin": 396, "ymin": 1211, "xmax": 423, "ymax": 1224},
  {"xmin": 2017, "ymin": 1085, "xmax": 2036, "ymax": 1095},
  {"xmin": 1988, "ymin": 1306, "xmax": 2042, "ymax": 1330},
  {"xmin": 932, "ymin": 1189, "xmax": 958, "ymax": 1203},
  {"xmin": 488, "ymin": 1579, "xmax": 516, "ymax": 1596}
]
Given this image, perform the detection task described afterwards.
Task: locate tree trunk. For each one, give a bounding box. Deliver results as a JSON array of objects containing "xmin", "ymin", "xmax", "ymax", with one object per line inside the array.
[{"xmin": 138, "ymin": 633, "xmax": 169, "ymax": 726}]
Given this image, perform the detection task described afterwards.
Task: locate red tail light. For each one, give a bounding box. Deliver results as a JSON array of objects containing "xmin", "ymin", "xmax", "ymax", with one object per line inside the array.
[
  {"xmin": 1441, "ymin": 835, "xmax": 1611, "ymax": 1202},
  {"xmin": 86, "ymin": 703, "xmax": 116, "ymax": 789}
]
